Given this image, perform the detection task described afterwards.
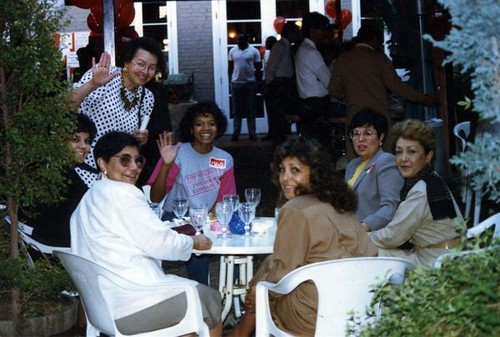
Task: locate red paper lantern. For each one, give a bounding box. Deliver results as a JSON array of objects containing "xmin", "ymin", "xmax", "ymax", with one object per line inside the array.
[
  {"xmin": 69, "ymin": 0, "xmax": 96, "ymax": 10},
  {"xmin": 325, "ymin": 0, "xmax": 336, "ymax": 19},
  {"xmin": 339, "ymin": 9, "xmax": 352, "ymax": 30},
  {"xmin": 273, "ymin": 17, "xmax": 286, "ymax": 34}
]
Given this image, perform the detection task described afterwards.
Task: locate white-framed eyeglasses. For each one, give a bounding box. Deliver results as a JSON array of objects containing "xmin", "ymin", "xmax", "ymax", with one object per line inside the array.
[{"xmin": 131, "ymin": 60, "xmax": 158, "ymax": 74}]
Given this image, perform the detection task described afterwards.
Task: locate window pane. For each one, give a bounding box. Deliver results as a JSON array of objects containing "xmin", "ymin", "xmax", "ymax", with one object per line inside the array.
[
  {"xmin": 143, "ymin": 25, "xmax": 168, "ymax": 50},
  {"xmin": 142, "ymin": 3, "xmax": 167, "ymax": 24},
  {"xmin": 276, "ymin": 0, "xmax": 309, "ymax": 18},
  {"xmin": 227, "ymin": 22, "xmax": 262, "ymax": 45},
  {"xmin": 227, "ymin": 0, "xmax": 261, "ymax": 20}
]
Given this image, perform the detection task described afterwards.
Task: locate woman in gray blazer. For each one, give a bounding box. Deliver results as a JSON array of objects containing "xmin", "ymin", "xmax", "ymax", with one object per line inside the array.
[{"xmin": 345, "ymin": 109, "xmax": 404, "ymax": 231}]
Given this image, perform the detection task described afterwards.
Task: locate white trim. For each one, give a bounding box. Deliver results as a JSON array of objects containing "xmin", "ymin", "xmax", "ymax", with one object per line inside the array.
[
  {"xmin": 167, "ymin": 1, "xmax": 178, "ymax": 74},
  {"xmin": 351, "ymin": 0, "xmax": 362, "ymax": 35}
]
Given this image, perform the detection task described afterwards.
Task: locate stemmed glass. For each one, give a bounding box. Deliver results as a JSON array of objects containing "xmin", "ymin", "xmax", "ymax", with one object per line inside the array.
[
  {"xmin": 245, "ymin": 188, "xmax": 261, "ymax": 208},
  {"xmin": 189, "ymin": 207, "xmax": 208, "ymax": 235},
  {"xmin": 172, "ymin": 198, "xmax": 189, "ymax": 224},
  {"xmin": 223, "ymin": 194, "xmax": 240, "ymax": 212},
  {"xmin": 238, "ymin": 202, "xmax": 256, "ymax": 236},
  {"xmin": 215, "ymin": 201, "xmax": 234, "ymax": 238}
]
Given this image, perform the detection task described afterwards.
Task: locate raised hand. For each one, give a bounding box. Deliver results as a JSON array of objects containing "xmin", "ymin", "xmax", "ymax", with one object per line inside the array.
[
  {"xmin": 156, "ymin": 131, "xmax": 180, "ymax": 165},
  {"xmin": 90, "ymin": 52, "xmax": 119, "ymax": 87}
]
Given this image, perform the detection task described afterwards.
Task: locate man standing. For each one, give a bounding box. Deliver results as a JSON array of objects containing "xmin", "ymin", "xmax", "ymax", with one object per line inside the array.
[
  {"xmin": 264, "ymin": 22, "xmax": 301, "ymax": 144},
  {"xmin": 295, "ymin": 12, "xmax": 332, "ymax": 148},
  {"xmin": 228, "ymin": 34, "xmax": 262, "ymax": 141}
]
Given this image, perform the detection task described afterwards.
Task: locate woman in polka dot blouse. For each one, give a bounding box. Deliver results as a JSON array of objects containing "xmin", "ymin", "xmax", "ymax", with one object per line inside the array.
[{"xmin": 70, "ymin": 37, "xmax": 165, "ymax": 187}]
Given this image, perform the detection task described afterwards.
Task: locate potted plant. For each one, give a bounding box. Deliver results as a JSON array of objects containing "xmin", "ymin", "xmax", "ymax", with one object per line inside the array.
[{"xmin": 0, "ymin": 0, "xmax": 78, "ymax": 334}]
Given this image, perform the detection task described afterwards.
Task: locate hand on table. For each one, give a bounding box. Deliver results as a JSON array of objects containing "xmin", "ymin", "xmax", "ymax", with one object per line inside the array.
[
  {"xmin": 157, "ymin": 131, "xmax": 180, "ymax": 165},
  {"xmin": 192, "ymin": 234, "xmax": 212, "ymax": 251}
]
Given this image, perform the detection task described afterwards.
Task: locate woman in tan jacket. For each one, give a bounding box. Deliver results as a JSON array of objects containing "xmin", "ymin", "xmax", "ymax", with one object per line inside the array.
[{"xmin": 228, "ymin": 136, "xmax": 377, "ymax": 337}]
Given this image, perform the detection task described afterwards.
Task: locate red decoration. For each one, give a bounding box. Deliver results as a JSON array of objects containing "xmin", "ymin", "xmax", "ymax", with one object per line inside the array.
[
  {"xmin": 339, "ymin": 9, "xmax": 352, "ymax": 30},
  {"xmin": 69, "ymin": 0, "xmax": 96, "ymax": 10},
  {"xmin": 115, "ymin": 1, "xmax": 135, "ymax": 33},
  {"xmin": 120, "ymin": 27, "xmax": 139, "ymax": 41},
  {"xmin": 87, "ymin": 12, "xmax": 102, "ymax": 34},
  {"xmin": 325, "ymin": 0, "xmax": 337, "ymax": 19},
  {"xmin": 273, "ymin": 17, "xmax": 286, "ymax": 34}
]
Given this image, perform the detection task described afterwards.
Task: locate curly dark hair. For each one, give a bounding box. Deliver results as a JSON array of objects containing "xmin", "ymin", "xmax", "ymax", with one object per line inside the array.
[
  {"xmin": 271, "ymin": 136, "xmax": 357, "ymax": 212},
  {"xmin": 75, "ymin": 113, "xmax": 96, "ymax": 142},
  {"xmin": 178, "ymin": 101, "xmax": 228, "ymax": 143}
]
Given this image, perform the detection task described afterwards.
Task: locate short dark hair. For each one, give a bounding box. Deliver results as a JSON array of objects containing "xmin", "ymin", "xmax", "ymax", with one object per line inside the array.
[
  {"xmin": 348, "ymin": 109, "xmax": 388, "ymax": 139},
  {"xmin": 93, "ymin": 131, "xmax": 140, "ymax": 169},
  {"xmin": 75, "ymin": 113, "xmax": 96, "ymax": 142},
  {"xmin": 356, "ymin": 23, "xmax": 382, "ymax": 44},
  {"xmin": 118, "ymin": 37, "xmax": 165, "ymax": 74},
  {"xmin": 272, "ymin": 136, "xmax": 357, "ymax": 212},
  {"xmin": 282, "ymin": 21, "xmax": 299, "ymax": 37},
  {"xmin": 301, "ymin": 12, "xmax": 329, "ymax": 38},
  {"xmin": 179, "ymin": 101, "xmax": 228, "ymax": 143}
]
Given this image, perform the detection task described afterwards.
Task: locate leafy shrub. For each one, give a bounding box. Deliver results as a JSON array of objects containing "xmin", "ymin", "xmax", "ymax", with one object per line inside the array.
[{"xmin": 356, "ymin": 244, "xmax": 499, "ymax": 337}]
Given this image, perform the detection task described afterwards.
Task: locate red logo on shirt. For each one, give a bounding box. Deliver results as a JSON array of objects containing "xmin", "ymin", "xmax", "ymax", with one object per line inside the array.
[{"xmin": 210, "ymin": 157, "xmax": 226, "ymax": 169}]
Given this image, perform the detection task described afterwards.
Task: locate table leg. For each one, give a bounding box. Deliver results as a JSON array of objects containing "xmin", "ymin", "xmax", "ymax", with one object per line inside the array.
[{"xmin": 220, "ymin": 256, "xmax": 235, "ymax": 321}]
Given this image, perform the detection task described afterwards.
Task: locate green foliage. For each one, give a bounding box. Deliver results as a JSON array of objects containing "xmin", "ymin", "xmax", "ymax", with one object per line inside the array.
[
  {"xmin": 357, "ymin": 245, "xmax": 500, "ymax": 337},
  {"xmin": 0, "ymin": 0, "xmax": 74, "ymax": 210},
  {"xmin": 428, "ymin": 0, "xmax": 500, "ymax": 202}
]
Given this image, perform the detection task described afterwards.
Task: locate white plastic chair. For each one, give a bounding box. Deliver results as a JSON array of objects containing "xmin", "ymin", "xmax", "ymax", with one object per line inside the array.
[
  {"xmin": 434, "ymin": 213, "xmax": 499, "ymax": 268},
  {"xmin": 54, "ymin": 251, "xmax": 210, "ymax": 337},
  {"xmin": 453, "ymin": 121, "xmax": 482, "ymax": 226},
  {"xmin": 256, "ymin": 257, "xmax": 414, "ymax": 337}
]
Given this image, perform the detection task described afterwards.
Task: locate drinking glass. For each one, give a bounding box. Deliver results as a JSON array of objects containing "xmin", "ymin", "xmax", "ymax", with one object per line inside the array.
[
  {"xmin": 189, "ymin": 207, "xmax": 208, "ymax": 235},
  {"xmin": 172, "ymin": 198, "xmax": 189, "ymax": 223},
  {"xmin": 245, "ymin": 188, "xmax": 261, "ymax": 208},
  {"xmin": 238, "ymin": 202, "xmax": 256, "ymax": 236},
  {"xmin": 215, "ymin": 201, "xmax": 234, "ymax": 238},
  {"xmin": 223, "ymin": 194, "xmax": 240, "ymax": 212}
]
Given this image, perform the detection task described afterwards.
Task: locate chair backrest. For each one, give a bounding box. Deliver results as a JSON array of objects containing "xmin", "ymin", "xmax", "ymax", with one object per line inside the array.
[
  {"xmin": 467, "ymin": 212, "xmax": 500, "ymax": 239},
  {"xmin": 55, "ymin": 251, "xmax": 118, "ymax": 336},
  {"xmin": 54, "ymin": 251, "xmax": 210, "ymax": 337},
  {"xmin": 453, "ymin": 121, "xmax": 471, "ymax": 152},
  {"xmin": 256, "ymin": 257, "xmax": 414, "ymax": 337}
]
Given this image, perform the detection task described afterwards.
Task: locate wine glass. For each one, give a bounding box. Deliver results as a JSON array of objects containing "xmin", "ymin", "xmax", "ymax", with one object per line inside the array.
[
  {"xmin": 215, "ymin": 201, "xmax": 234, "ymax": 238},
  {"xmin": 238, "ymin": 202, "xmax": 256, "ymax": 236},
  {"xmin": 172, "ymin": 198, "xmax": 189, "ymax": 224},
  {"xmin": 223, "ymin": 194, "xmax": 240, "ymax": 212},
  {"xmin": 189, "ymin": 207, "xmax": 208, "ymax": 235},
  {"xmin": 245, "ymin": 188, "xmax": 261, "ymax": 208}
]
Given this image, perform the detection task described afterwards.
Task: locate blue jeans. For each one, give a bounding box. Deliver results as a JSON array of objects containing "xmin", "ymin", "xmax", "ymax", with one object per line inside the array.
[{"xmin": 231, "ymin": 81, "xmax": 258, "ymax": 137}]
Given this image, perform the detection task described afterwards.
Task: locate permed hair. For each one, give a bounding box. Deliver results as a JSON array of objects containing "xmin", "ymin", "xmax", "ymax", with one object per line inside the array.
[
  {"xmin": 178, "ymin": 101, "xmax": 228, "ymax": 143},
  {"xmin": 271, "ymin": 136, "xmax": 357, "ymax": 212},
  {"xmin": 391, "ymin": 119, "xmax": 436, "ymax": 154}
]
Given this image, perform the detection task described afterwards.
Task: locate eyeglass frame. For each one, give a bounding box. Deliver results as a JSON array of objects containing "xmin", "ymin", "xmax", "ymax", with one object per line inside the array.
[
  {"xmin": 130, "ymin": 60, "xmax": 159, "ymax": 74},
  {"xmin": 112, "ymin": 154, "xmax": 146, "ymax": 168},
  {"xmin": 348, "ymin": 129, "xmax": 378, "ymax": 140}
]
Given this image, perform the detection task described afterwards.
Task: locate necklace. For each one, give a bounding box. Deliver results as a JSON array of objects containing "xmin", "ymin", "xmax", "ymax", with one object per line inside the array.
[{"xmin": 120, "ymin": 76, "xmax": 140, "ymax": 111}]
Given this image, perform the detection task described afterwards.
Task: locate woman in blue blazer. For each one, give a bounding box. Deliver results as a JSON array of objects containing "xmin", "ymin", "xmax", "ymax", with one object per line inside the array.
[{"xmin": 345, "ymin": 109, "xmax": 404, "ymax": 231}]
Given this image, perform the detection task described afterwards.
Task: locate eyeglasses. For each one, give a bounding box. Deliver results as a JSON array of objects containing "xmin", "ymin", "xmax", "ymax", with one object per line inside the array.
[
  {"xmin": 131, "ymin": 60, "xmax": 158, "ymax": 74},
  {"xmin": 349, "ymin": 129, "xmax": 377, "ymax": 140},
  {"xmin": 112, "ymin": 154, "xmax": 146, "ymax": 168}
]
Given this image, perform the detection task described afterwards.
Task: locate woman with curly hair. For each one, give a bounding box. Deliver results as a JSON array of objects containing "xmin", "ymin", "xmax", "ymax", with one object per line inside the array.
[
  {"xmin": 228, "ymin": 136, "xmax": 377, "ymax": 337},
  {"xmin": 147, "ymin": 101, "xmax": 236, "ymax": 285}
]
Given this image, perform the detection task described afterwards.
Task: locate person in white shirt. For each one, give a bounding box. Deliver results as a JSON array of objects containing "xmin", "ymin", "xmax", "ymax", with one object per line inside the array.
[
  {"xmin": 70, "ymin": 131, "xmax": 222, "ymax": 336},
  {"xmin": 295, "ymin": 12, "xmax": 333, "ymax": 149}
]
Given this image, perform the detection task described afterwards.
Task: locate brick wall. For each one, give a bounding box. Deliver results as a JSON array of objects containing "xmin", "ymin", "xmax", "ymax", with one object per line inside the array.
[{"xmin": 176, "ymin": 1, "xmax": 215, "ymax": 102}]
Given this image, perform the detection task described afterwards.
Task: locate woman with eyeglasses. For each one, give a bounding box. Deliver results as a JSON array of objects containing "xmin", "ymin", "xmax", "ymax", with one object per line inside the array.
[
  {"xmin": 344, "ymin": 109, "xmax": 404, "ymax": 232},
  {"xmin": 147, "ymin": 101, "xmax": 236, "ymax": 285},
  {"xmin": 70, "ymin": 131, "xmax": 222, "ymax": 336},
  {"xmin": 369, "ymin": 120, "xmax": 462, "ymax": 269},
  {"xmin": 69, "ymin": 37, "xmax": 164, "ymax": 187}
]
